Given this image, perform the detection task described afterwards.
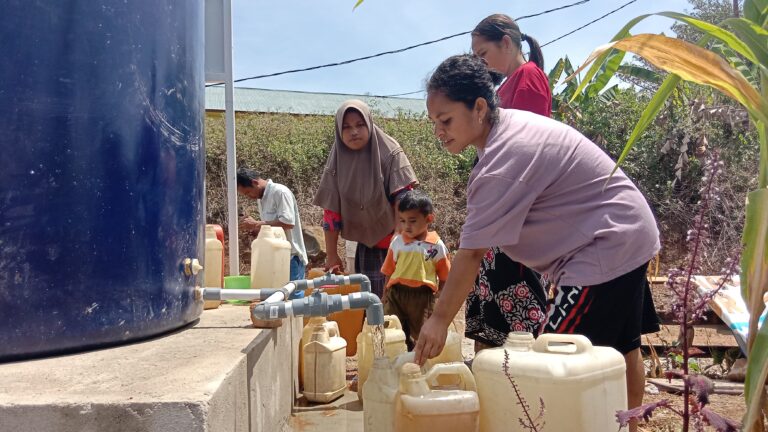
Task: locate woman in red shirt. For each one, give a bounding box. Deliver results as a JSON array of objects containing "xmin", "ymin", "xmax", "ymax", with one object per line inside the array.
[
  {"xmin": 471, "ymin": 14, "xmax": 551, "ymax": 116},
  {"xmin": 463, "ymin": 14, "xmax": 552, "ymax": 352}
]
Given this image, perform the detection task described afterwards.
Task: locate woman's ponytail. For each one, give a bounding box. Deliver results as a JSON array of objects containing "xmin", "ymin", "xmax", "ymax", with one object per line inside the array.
[
  {"xmin": 522, "ymin": 34, "xmax": 544, "ymax": 71},
  {"xmin": 474, "ymin": 15, "xmax": 546, "ymax": 72}
]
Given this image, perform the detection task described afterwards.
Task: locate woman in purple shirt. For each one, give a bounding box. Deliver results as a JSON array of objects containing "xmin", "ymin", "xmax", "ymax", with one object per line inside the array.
[
  {"xmin": 414, "ymin": 54, "xmax": 660, "ymax": 429},
  {"xmin": 465, "ymin": 13, "xmax": 553, "ymax": 351}
]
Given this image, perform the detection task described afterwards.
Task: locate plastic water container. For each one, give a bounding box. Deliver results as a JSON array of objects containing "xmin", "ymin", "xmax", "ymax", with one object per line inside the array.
[
  {"xmin": 431, "ymin": 327, "xmax": 464, "ymax": 388},
  {"xmin": 250, "ymin": 226, "xmax": 292, "ymax": 289},
  {"xmin": 472, "ymin": 332, "xmax": 628, "ymax": 432},
  {"xmin": 210, "ymin": 223, "xmax": 225, "ymax": 279},
  {"xmin": 391, "ymin": 328, "xmax": 464, "ymax": 389},
  {"xmin": 363, "ymin": 357, "xmax": 398, "ymax": 432},
  {"xmin": 303, "ymin": 323, "xmax": 347, "ymax": 403},
  {"xmin": 395, "ymin": 362, "xmax": 480, "ymax": 432},
  {"xmin": 299, "ymin": 317, "xmax": 340, "ymax": 389},
  {"xmin": 306, "ymin": 267, "xmax": 365, "ymax": 355},
  {"xmin": 327, "ymin": 284, "xmax": 364, "ymax": 355},
  {"xmin": 430, "ymin": 326, "xmax": 463, "ymax": 365},
  {"xmin": 211, "ymin": 224, "xmax": 225, "ymax": 250},
  {"xmin": 392, "ymin": 351, "xmax": 422, "ymax": 376},
  {"xmin": 357, "ymin": 315, "xmax": 407, "ymax": 400},
  {"xmin": 204, "ymin": 225, "xmax": 224, "ymax": 310},
  {"xmin": 444, "ymin": 330, "xmax": 464, "ymax": 360}
]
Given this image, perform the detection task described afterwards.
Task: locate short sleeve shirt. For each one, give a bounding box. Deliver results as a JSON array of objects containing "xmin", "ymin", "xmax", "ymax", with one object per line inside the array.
[
  {"xmin": 498, "ymin": 61, "xmax": 552, "ymax": 117},
  {"xmin": 459, "ymin": 109, "xmax": 659, "ymax": 286},
  {"xmin": 259, "ymin": 180, "xmax": 308, "ymax": 265},
  {"xmin": 380, "ymin": 231, "xmax": 451, "ymax": 292}
]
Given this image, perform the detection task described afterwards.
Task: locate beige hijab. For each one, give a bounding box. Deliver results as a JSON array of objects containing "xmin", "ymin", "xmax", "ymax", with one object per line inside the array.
[{"xmin": 313, "ymin": 100, "xmax": 418, "ymax": 247}]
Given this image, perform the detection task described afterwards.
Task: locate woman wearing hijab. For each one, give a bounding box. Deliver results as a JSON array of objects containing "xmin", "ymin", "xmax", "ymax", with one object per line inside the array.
[
  {"xmin": 464, "ymin": 14, "xmax": 552, "ymax": 351},
  {"xmin": 313, "ymin": 100, "xmax": 418, "ymax": 299}
]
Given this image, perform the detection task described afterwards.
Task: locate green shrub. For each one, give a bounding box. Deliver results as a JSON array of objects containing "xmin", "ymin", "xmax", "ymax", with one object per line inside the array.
[{"xmin": 205, "ymin": 90, "xmax": 757, "ymax": 273}]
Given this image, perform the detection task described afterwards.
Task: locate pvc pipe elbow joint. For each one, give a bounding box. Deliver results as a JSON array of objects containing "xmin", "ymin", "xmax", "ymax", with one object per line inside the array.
[{"xmin": 346, "ymin": 291, "xmax": 384, "ymax": 325}]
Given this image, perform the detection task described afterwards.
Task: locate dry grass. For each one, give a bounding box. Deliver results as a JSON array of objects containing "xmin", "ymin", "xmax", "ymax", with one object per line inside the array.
[{"xmin": 205, "ymin": 107, "xmax": 752, "ymax": 274}]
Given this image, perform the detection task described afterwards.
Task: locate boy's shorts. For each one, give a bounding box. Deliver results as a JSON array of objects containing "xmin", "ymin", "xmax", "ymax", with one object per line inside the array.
[
  {"xmin": 383, "ymin": 284, "xmax": 435, "ymax": 348},
  {"xmin": 543, "ymin": 262, "xmax": 659, "ymax": 354}
]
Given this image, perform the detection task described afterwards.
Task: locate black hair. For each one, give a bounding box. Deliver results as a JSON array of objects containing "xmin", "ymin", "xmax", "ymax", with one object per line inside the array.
[
  {"xmin": 427, "ymin": 54, "xmax": 504, "ymax": 122},
  {"xmin": 398, "ymin": 189, "xmax": 433, "ymax": 216},
  {"xmin": 472, "ymin": 13, "xmax": 545, "ymax": 71},
  {"xmin": 236, "ymin": 168, "xmax": 262, "ymax": 188}
]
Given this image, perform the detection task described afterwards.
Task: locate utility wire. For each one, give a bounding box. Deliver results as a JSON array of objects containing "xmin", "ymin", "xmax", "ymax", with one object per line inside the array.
[
  {"xmin": 540, "ymin": 0, "xmax": 637, "ymax": 48},
  {"xmin": 376, "ymin": 90, "xmax": 425, "ymax": 98},
  {"xmin": 206, "ymin": 0, "xmax": 592, "ymax": 87},
  {"xmin": 507, "ymin": 0, "xmax": 592, "ymax": 21},
  {"xmin": 373, "ymin": 0, "xmax": 640, "ymax": 99}
]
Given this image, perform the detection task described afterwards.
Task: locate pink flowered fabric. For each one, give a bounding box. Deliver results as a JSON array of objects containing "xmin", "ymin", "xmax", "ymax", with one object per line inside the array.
[{"xmin": 465, "ymin": 247, "xmax": 548, "ymax": 346}]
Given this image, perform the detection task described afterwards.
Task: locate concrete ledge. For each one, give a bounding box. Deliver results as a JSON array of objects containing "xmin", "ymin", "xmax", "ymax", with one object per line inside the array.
[{"xmin": 0, "ymin": 305, "xmax": 301, "ymax": 432}]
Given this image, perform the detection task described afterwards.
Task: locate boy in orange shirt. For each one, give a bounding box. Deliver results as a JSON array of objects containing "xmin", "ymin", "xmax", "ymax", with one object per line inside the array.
[{"xmin": 381, "ymin": 190, "xmax": 451, "ymax": 350}]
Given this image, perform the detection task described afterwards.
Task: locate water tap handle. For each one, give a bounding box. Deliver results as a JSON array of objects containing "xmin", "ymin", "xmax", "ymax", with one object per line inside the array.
[{"xmin": 183, "ymin": 258, "xmax": 204, "ymax": 276}]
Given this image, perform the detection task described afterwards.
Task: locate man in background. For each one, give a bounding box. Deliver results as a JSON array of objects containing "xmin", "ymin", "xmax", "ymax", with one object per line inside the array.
[{"xmin": 236, "ymin": 167, "xmax": 308, "ymax": 295}]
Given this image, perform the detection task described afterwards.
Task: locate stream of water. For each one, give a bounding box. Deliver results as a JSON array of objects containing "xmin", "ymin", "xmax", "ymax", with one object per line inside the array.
[{"xmin": 372, "ymin": 324, "xmax": 386, "ymax": 359}]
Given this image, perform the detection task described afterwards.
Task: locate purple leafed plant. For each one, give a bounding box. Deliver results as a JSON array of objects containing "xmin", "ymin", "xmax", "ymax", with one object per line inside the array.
[
  {"xmin": 503, "ymin": 349, "xmax": 545, "ymax": 432},
  {"xmin": 615, "ymin": 151, "xmax": 741, "ymax": 432},
  {"xmin": 616, "ymin": 400, "xmax": 676, "ymax": 426}
]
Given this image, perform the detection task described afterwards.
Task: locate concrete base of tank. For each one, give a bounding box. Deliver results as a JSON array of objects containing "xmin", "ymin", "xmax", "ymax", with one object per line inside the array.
[{"xmin": 0, "ymin": 304, "xmax": 301, "ymax": 432}]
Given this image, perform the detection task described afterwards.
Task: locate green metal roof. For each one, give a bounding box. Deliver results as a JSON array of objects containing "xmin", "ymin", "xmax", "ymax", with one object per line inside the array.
[{"xmin": 205, "ymin": 87, "xmax": 426, "ymax": 118}]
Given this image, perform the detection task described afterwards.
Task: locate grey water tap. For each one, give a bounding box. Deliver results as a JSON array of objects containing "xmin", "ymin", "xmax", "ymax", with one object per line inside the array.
[
  {"xmin": 251, "ymin": 273, "xmax": 384, "ymax": 326},
  {"xmin": 295, "ymin": 272, "xmax": 372, "ymax": 294}
]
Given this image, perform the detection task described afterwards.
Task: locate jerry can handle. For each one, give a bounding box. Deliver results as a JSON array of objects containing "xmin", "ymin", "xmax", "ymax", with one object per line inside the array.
[
  {"xmin": 532, "ymin": 334, "xmax": 592, "ymax": 354},
  {"xmin": 326, "ymin": 323, "xmax": 340, "ymax": 338},
  {"xmin": 325, "ymin": 320, "xmax": 340, "ymax": 336},
  {"xmin": 425, "ymin": 362, "xmax": 477, "ymax": 392},
  {"xmin": 385, "ymin": 315, "xmax": 403, "ymax": 330}
]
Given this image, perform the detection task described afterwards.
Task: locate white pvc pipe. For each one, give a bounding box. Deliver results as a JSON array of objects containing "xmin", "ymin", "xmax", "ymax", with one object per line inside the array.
[
  {"xmin": 261, "ymin": 282, "xmax": 298, "ymax": 304},
  {"xmin": 218, "ymin": 289, "xmax": 262, "ymax": 300},
  {"xmin": 206, "ymin": 288, "xmax": 276, "ymax": 301}
]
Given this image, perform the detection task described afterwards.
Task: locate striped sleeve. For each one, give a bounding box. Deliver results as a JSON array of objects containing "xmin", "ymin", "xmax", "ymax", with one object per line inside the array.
[{"xmin": 380, "ymin": 248, "xmax": 396, "ymax": 276}]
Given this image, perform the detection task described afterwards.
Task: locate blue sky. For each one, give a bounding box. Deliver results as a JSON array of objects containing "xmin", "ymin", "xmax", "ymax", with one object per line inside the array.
[{"xmin": 230, "ymin": 0, "xmax": 692, "ymax": 97}]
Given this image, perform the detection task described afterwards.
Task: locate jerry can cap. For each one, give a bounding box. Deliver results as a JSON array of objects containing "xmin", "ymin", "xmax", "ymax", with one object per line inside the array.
[{"xmin": 401, "ymin": 362, "xmax": 421, "ymax": 376}]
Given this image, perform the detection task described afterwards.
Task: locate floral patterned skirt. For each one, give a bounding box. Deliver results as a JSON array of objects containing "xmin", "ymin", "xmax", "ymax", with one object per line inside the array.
[{"xmin": 465, "ymin": 247, "xmax": 548, "ymax": 347}]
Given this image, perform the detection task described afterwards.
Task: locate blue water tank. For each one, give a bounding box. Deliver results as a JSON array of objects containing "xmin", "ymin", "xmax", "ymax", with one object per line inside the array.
[{"xmin": 0, "ymin": 0, "xmax": 205, "ymax": 361}]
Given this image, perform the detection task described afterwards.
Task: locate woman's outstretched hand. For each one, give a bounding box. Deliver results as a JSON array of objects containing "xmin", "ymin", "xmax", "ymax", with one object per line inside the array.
[
  {"xmin": 414, "ymin": 247, "xmax": 486, "ymax": 365},
  {"xmin": 414, "ymin": 315, "xmax": 448, "ymax": 366}
]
